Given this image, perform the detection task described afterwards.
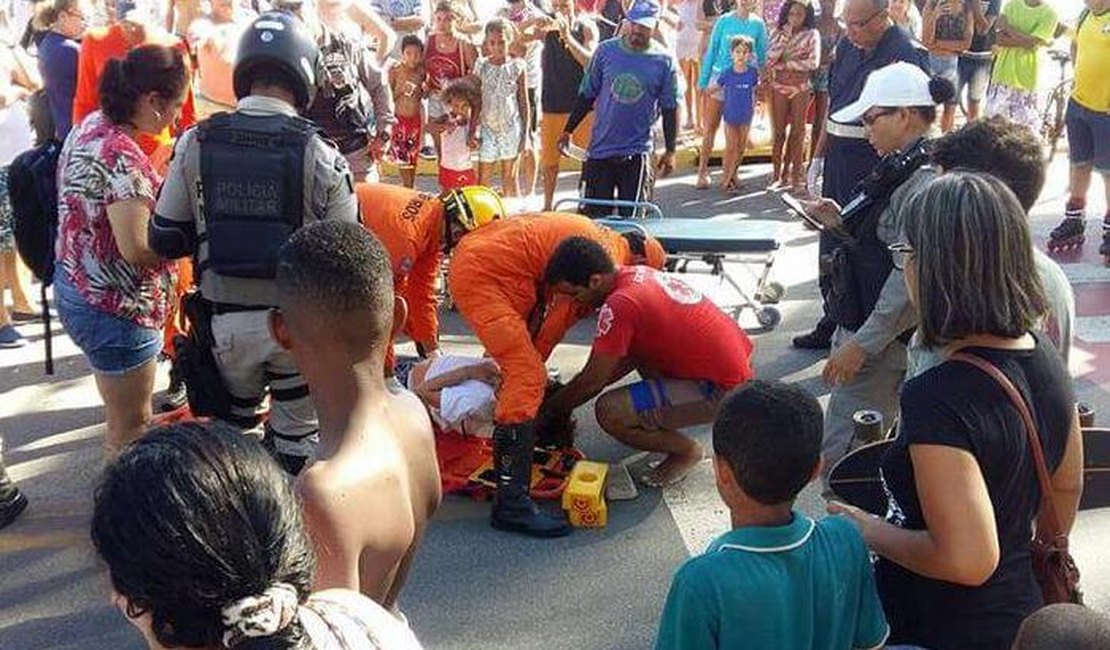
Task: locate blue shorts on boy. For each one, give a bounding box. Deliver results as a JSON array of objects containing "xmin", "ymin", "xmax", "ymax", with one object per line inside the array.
[
  {"xmin": 717, "ymin": 66, "xmax": 758, "ymax": 126},
  {"xmin": 655, "ymin": 512, "xmax": 889, "ymax": 650}
]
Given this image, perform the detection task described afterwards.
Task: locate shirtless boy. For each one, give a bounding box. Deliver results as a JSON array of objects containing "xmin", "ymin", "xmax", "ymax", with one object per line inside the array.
[
  {"xmin": 389, "ymin": 35, "xmax": 427, "ymax": 189},
  {"xmin": 272, "ymin": 220, "xmax": 441, "ymax": 608}
]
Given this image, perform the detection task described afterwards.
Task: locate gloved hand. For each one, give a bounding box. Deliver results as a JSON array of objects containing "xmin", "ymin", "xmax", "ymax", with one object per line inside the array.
[{"xmin": 806, "ymin": 156, "xmax": 825, "ymax": 198}]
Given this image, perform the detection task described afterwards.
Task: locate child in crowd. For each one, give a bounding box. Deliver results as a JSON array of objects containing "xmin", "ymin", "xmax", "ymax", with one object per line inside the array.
[
  {"xmin": 474, "ymin": 18, "xmax": 528, "ymax": 198},
  {"xmin": 430, "ymin": 76, "xmax": 480, "ymax": 191},
  {"xmin": 715, "ymin": 35, "xmax": 757, "ymax": 193},
  {"xmin": 389, "ymin": 34, "xmax": 427, "ymax": 189},
  {"xmin": 655, "ymin": 380, "xmax": 888, "ymax": 650},
  {"xmin": 407, "ymin": 355, "xmax": 500, "ymax": 437},
  {"xmin": 273, "ymin": 221, "xmax": 442, "ymax": 609}
]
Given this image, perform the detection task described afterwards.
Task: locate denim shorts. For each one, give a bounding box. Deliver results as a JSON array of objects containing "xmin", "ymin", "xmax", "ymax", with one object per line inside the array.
[
  {"xmin": 54, "ymin": 271, "xmax": 162, "ymax": 375},
  {"xmin": 929, "ymin": 54, "xmax": 958, "ymax": 104},
  {"xmin": 957, "ymin": 55, "xmax": 992, "ymax": 103},
  {"xmin": 1066, "ymin": 99, "xmax": 1110, "ymax": 173}
]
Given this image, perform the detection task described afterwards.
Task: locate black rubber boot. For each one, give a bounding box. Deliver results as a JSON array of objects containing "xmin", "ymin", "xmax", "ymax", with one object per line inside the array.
[
  {"xmin": 490, "ymin": 422, "xmax": 572, "ymax": 538},
  {"xmin": 0, "ymin": 441, "xmax": 28, "ymax": 531}
]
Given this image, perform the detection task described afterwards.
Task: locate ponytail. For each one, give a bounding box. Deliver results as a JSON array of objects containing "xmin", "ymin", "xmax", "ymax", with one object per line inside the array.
[{"xmin": 928, "ymin": 75, "xmax": 956, "ymax": 105}]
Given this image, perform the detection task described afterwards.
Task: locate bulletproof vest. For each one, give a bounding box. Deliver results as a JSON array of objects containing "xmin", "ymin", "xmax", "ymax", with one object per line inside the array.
[
  {"xmin": 197, "ymin": 111, "xmax": 316, "ymax": 280},
  {"xmin": 826, "ymin": 140, "xmax": 930, "ymax": 332}
]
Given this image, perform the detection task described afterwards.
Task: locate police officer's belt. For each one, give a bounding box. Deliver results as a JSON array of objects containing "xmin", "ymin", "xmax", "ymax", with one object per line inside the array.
[
  {"xmin": 826, "ymin": 119, "xmax": 868, "ymax": 140},
  {"xmin": 207, "ymin": 301, "xmax": 272, "ymax": 315}
]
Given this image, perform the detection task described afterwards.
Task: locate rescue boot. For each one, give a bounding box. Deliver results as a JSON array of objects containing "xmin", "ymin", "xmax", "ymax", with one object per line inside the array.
[
  {"xmin": 1047, "ymin": 216, "xmax": 1086, "ymax": 253},
  {"xmin": 490, "ymin": 421, "xmax": 572, "ymax": 538},
  {"xmin": 0, "ymin": 441, "xmax": 28, "ymax": 531}
]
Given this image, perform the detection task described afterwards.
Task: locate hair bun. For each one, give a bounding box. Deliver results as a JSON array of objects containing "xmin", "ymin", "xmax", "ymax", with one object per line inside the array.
[{"xmin": 928, "ymin": 76, "xmax": 956, "ymax": 105}]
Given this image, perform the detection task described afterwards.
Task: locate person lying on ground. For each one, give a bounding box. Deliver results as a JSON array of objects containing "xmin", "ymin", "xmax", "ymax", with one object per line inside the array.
[
  {"xmin": 407, "ymin": 354, "xmax": 500, "ymax": 437},
  {"xmin": 539, "ymin": 236, "xmax": 754, "ymax": 488},
  {"xmin": 272, "ymin": 220, "xmax": 441, "ymax": 609}
]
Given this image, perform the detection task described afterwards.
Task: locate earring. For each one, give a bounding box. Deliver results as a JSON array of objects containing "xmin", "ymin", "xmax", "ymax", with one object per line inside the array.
[{"xmin": 153, "ymin": 109, "xmax": 164, "ymax": 122}]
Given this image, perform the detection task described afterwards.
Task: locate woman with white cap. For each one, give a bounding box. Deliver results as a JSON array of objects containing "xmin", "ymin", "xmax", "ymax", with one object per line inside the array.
[{"xmin": 798, "ymin": 60, "xmax": 952, "ymax": 472}]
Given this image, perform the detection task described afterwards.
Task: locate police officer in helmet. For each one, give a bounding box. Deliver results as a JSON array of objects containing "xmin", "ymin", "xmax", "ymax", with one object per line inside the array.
[{"xmin": 149, "ymin": 11, "xmax": 359, "ymax": 474}]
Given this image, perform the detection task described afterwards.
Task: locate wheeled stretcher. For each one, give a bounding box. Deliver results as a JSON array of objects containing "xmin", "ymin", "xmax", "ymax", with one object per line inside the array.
[{"xmin": 555, "ymin": 198, "xmax": 785, "ymax": 329}]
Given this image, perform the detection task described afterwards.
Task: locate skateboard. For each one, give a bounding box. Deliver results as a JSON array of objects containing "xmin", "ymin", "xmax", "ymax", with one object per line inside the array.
[
  {"xmin": 826, "ymin": 439, "xmax": 894, "ymax": 516},
  {"xmin": 828, "ymin": 428, "xmax": 1110, "ymax": 514}
]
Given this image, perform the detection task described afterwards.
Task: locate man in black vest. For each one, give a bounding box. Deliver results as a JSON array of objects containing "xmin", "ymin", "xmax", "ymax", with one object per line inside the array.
[
  {"xmin": 530, "ymin": 0, "xmax": 598, "ymax": 211},
  {"xmin": 149, "ymin": 11, "xmax": 359, "ymax": 474}
]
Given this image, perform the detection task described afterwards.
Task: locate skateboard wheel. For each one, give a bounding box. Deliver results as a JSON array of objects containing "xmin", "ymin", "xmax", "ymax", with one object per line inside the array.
[{"xmin": 756, "ymin": 306, "xmax": 781, "ymax": 329}]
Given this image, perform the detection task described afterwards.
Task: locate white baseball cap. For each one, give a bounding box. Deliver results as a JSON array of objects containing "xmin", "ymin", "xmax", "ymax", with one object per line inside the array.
[{"xmin": 831, "ymin": 62, "xmax": 935, "ymax": 124}]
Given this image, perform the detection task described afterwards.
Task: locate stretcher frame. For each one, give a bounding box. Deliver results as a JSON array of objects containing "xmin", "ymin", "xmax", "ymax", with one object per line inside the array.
[{"xmin": 554, "ymin": 197, "xmax": 784, "ymax": 329}]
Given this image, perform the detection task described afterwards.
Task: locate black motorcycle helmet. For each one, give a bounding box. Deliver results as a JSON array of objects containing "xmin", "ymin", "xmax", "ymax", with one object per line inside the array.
[{"xmin": 233, "ymin": 11, "xmax": 321, "ymax": 111}]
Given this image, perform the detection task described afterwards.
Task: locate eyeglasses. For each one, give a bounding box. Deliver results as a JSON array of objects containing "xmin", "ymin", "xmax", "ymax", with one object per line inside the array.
[
  {"xmin": 844, "ymin": 7, "xmax": 885, "ymax": 29},
  {"xmin": 861, "ymin": 107, "xmax": 899, "ymax": 126},
  {"xmin": 888, "ymin": 242, "xmax": 914, "ymax": 270}
]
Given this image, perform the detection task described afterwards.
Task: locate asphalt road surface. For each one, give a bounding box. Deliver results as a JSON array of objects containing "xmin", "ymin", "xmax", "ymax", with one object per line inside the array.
[{"xmin": 1, "ymin": 158, "xmax": 1107, "ymax": 649}]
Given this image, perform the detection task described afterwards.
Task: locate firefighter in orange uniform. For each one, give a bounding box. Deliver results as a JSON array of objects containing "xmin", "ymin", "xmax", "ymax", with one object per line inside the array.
[
  {"xmin": 356, "ymin": 183, "xmax": 506, "ymax": 367},
  {"xmin": 447, "ymin": 213, "xmax": 666, "ymax": 538}
]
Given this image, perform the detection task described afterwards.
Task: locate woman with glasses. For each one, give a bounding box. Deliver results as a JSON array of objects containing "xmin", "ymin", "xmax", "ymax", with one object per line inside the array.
[
  {"xmin": 34, "ymin": 0, "xmax": 89, "ymax": 141},
  {"xmin": 831, "ymin": 172, "xmax": 1083, "ymax": 650},
  {"xmin": 799, "ymin": 60, "xmax": 951, "ymax": 471}
]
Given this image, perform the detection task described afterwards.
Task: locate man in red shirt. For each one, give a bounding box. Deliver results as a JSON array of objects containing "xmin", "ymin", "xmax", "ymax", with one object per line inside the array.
[{"xmin": 540, "ymin": 236, "xmax": 755, "ymax": 487}]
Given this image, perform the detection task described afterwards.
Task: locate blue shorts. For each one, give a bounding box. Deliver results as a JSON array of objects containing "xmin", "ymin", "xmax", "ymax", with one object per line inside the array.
[
  {"xmin": 478, "ymin": 122, "xmax": 522, "ymax": 163},
  {"xmin": 54, "ymin": 271, "xmax": 162, "ymax": 375},
  {"xmin": 625, "ymin": 378, "xmax": 725, "ymax": 430},
  {"xmin": 957, "ymin": 55, "xmax": 992, "ymax": 104},
  {"xmin": 929, "ymin": 54, "xmax": 958, "ymax": 104},
  {"xmin": 1066, "ymin": 99, "xmax": 1110, "ymax": 173}
]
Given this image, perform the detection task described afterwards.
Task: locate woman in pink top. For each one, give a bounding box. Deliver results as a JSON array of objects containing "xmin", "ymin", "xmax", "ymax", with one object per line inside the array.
[
  {"xmin": 766, "ymin": 0, "xmax": 818, "ymax": 189},
  {"xmin": 54, "ymin": 45, "xmax": 187, "ymax": 456}
]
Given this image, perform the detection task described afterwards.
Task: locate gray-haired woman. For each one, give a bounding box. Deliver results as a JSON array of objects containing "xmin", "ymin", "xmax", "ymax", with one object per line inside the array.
[{"xmin": 830, "ymin": 172, "xmax": 1084, "ymax": 650}]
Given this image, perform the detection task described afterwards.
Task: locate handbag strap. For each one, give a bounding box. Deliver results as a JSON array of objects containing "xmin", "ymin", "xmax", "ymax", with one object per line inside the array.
[{"xmin": 949, "ymin": 352, "xmax": 1064, "ymax": 543}]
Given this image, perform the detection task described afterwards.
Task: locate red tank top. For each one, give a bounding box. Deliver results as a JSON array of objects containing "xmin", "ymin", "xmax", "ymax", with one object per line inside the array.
[{"xmin": 425, "ymin": 33, "xmax": 467, "ymax": 93}]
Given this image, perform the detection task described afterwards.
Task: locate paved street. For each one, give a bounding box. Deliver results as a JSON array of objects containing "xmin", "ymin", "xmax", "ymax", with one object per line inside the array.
[{"xmin": 0, "ymin": 156, "xmax": 1107, "ymax": 650}]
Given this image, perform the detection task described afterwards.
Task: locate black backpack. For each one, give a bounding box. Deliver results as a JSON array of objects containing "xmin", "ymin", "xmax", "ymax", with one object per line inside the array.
[{"xmin": 9, "ymin": 138, "xmax": 63, "ymax": 374}]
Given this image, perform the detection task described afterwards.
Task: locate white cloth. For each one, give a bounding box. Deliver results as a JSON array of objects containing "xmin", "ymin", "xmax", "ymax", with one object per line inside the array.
[
  {"xmin": 475, "ymin": 57, "xmax": 525, "ymax": 132},
  {"xmin": 676, "ymin": 1, "xmax": 701, "ymax": 60},
  {"xmin": 413, "ymin": 355, "xmax": 496, "ymax": 436}
]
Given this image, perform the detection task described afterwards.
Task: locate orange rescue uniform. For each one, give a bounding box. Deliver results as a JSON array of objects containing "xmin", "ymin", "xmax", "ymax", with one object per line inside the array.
[
  {"xmin": 357, "ymin": 184, "xmax": 444, "ymax": 361},
  {"xmin": 448, "ymin": 213, "xmax": 666, "ymax": 424},
  {"xmin": 73, "ymin": 23, "xmax": 197, "ymax": 169}
]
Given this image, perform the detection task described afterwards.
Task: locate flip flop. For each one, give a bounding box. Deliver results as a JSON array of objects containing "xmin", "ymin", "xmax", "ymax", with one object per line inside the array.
[{"xmin": 640, "ymin": 468, "xmax": 692, "ymax": 489}]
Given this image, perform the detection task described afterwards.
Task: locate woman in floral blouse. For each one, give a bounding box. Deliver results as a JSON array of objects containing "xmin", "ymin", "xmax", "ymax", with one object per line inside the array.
[
  {"xmin": 766, "ymin": 0, "xmax": 818, "ymax": 189},
  {"xmin": 54, "ymin": 45, "xmax": 187, "ymax": 456}
]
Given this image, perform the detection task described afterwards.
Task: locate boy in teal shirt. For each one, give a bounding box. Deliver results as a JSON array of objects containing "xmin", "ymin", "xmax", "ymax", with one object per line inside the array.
[{"xmin": 655, "ymin": 380, "xmax": 888, "ymax": 650}]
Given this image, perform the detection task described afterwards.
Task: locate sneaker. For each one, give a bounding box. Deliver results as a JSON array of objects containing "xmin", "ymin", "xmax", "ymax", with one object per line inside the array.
[
  {"xmin": 0, "ymin": 325, "xmax": 26, "ymax": 349},
  {"xmin": 419, "ymin": 145, "xmax": 436, "ymax": 160},
  {"xmin": 156, "ymin": 379, "xmax": 188, "ymax": 412}
]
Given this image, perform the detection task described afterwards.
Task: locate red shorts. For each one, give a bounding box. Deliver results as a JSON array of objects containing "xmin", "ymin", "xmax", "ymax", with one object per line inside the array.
[
  {"xmin": 391, "ymin": 113, "xmax": 422, "ymax": 169},
  {"xmin": 438, "ymin": 166, "xmax": 477, "ymax": 191}
]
